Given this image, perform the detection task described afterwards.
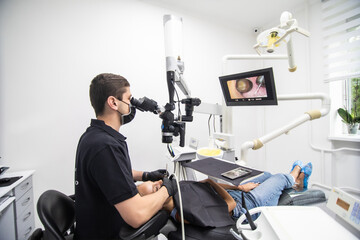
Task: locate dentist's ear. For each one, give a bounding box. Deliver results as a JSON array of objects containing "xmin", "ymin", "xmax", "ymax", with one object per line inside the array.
[{"xmin": 107, "ymin": 96, "xmax": 118, "ymax": 110}]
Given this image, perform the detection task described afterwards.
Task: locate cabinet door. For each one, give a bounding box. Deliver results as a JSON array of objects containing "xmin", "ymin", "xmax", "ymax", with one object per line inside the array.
[
  {"xmin": 15, "ymin": 188, "xmax": 34, "ymax": 218},
  {"xmin": 0, "ymin": 198, "xmax": 16, "ymax": 240},
  {"xmin": 14, "ymin": 177, "xmax": 32, "ymax": 199},
  {"xmin": 16, "ymin": 203, "xmax": 35, "ymax": 240}
]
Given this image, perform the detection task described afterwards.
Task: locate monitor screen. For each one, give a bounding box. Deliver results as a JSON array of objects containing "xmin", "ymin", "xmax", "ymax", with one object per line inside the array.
[{"xmin": 219, "ymin": 67, "xmax": 277, "ymax": 106}]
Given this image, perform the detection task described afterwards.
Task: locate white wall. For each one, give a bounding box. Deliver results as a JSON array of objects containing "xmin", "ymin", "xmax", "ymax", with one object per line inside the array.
[
  {"xmin": 298, "ymin": 1, "xmax": 360, "ymax": 189},
  {"xmin": 215, "ymin": 0, "xmax": 360, "ymax": 191},
  {"xmin": 0, "ymin": 0, "xmax": 252, "ymax": 228},
  {"xmin": 1, "ymin": 0, "xmax": 359, "ymax": 231},
  {"xmin": 236, "ymin": 0, "xmax": 360, "ymax": 190}
]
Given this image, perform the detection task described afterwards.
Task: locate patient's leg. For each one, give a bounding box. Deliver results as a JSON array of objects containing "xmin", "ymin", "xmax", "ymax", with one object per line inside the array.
[
  {"xmin": 249, "ymin": 173, "xmax": 295, "ymax": 207},
  {"xmin": 290, "ymin": 165, "xmax": 302, "ymax": 181},
  {"xmin": 292, "ymin": 172, "xmax": 305, "ymax": 191},
  {"xmin": 289, "ymin": 165, "xmax": 304, "ymax": 191}
]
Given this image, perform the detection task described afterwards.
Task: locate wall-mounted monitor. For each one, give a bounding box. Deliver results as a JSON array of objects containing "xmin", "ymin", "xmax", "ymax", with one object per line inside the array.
[{"xmin": 219, "ymin": 67, "xmax": 277, "ymax": 106}]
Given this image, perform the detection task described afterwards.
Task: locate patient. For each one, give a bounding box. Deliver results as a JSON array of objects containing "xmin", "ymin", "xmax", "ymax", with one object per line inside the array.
[{"xmin": 137, "ymin": 160, "xmax": 312, "ymax": 227}]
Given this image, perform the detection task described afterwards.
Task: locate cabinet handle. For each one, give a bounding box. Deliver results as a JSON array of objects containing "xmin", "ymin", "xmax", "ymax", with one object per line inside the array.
[
  {"xmin": 21, "ymin": 182, "xmax": 30, "ymax": 190},
  {"xmin": 21, "ymin": 197, "xmax": 31, "ymax": 206},
  {"xmin": 24, "ymin": 226, "xmax": 32, "ymax": 237},
  {"xmin": 23, "ymin": 211, "xmax": 32, "ymax": 221}
]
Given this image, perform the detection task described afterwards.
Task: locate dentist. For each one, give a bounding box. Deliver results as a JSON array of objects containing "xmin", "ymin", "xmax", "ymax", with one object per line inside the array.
[{"xmin": 75, "ymin": 73, "xmax": 176, "ymax": 239}]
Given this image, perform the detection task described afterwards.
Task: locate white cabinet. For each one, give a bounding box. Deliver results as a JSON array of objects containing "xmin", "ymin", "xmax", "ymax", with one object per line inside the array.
[
  {"xmin": 0, "ymin": 197, "xmax": 16, "ymax": 240},
  {"xmin": 0, "ymin": 171, "xmax": 35, "ymax": 240}
]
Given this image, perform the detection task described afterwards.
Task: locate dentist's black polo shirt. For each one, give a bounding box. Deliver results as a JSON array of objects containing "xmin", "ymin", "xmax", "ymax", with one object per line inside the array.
[{"xmin": 75, "ymin": 119, "xmax": 138, "ymax": 240}]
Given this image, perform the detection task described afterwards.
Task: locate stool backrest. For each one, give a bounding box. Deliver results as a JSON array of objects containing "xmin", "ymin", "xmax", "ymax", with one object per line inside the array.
[{"xmin": 37, "ymin": 190, "xmax": 75, "ymax": 240}]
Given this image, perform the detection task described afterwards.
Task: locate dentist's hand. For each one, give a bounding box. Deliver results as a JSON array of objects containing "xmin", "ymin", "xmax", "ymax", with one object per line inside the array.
[
  {"xmin": 162, "ymin": 178, "xmax": 178, "ymax": 197},
  {"xmin": 142, "ymin": 169, "xmax": 169, "ymax": 181}
]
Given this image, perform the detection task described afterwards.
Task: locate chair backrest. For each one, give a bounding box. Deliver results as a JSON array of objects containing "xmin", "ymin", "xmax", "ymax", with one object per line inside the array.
[{"xmin": 37, "ymin": 190, "xmax": 75, "ymax": 240}]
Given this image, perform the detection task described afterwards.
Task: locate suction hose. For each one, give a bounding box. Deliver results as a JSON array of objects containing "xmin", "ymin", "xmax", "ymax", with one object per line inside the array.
[{"xmin": 170, "ymin": 173, "xmax": 185, "ymax": 240}]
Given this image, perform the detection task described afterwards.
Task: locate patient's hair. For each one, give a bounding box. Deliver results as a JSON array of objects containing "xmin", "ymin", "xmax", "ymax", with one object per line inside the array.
[{"xmin": 89, "ymin": 73, "xmax": 130, "ymax": 116}]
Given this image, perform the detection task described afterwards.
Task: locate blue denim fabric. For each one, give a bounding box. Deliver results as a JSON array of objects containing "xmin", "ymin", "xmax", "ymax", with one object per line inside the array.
[{"xmin": 227, "ymin": 172, "xmax": 295, "ymax": 220}]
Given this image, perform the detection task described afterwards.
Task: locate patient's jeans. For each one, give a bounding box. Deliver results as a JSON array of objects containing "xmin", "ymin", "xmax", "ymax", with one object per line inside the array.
[{"xmin": 227, "ymin": 172, "xmax": 295, "ymax": 220}]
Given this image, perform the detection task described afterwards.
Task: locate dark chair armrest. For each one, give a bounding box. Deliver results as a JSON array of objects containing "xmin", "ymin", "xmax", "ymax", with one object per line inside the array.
[
  {"xmin": 68, "ymin": 194, "xmax": 75, "ymax": 201},
  {"xmin": 119, "ymin": 210, "xmax": 169, "ymax": 240},
  {"xmin": 28, "ymin": 228, "xmax": 43, "ymax": 240}
]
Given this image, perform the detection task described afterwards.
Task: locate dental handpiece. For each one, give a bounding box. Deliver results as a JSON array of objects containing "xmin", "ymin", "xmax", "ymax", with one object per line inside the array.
[{"xmin": 254, "ymin": 76, "xmax": 265, "ymax": 95}]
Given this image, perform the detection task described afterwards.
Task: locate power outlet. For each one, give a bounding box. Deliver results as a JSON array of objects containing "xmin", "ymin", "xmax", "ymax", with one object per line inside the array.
[{"xmin": 189, "ymin": 137, "xmax": 199, "ymax": 149}]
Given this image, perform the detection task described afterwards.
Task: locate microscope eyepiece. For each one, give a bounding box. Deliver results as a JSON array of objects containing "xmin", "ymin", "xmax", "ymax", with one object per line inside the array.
[
  {"xmin": 131, "ymin": 97, "xmax": 160, "ymax": 114},
  {"xmin": 130, "ymin": 97, "xmax": 141, "ymax": 107}
]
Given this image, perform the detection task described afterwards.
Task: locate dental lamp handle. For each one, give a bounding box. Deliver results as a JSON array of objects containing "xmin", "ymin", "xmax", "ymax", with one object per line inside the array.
[
  {"xmin": 287, "ymin": 38, "xmax": 297, "ymax": 72},
  {"xmin": 274, "ymin": 27, "xmax": 310, "ymax": 45},
  {"xmin": 293, "ymin": 26, "xmax": 311, "ymax": 38}
]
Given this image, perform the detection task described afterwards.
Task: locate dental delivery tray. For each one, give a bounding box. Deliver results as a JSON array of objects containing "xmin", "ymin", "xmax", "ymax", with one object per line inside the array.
[{"xmin": 183, "ymin": 157, "xmax": 263, "ymax": 185}]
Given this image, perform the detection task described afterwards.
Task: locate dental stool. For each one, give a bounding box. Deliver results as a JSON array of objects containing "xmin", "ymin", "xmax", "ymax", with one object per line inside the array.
[
  {"xmin": 28, "ymin": 190, "xmax": 75, "ymax": 240},
  {"xmin": 31, "ymin": 191, "xmax": 171, "ymax": 240}
]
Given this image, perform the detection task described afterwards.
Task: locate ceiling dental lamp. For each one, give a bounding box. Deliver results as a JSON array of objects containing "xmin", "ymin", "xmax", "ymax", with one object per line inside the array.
[{"xmin": 253, "ymin": 11, "xmax": 310, "ymax": 72}]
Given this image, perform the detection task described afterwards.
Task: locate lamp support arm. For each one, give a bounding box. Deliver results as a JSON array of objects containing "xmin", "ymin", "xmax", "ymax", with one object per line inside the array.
[{"xmin": 238, "ymin": 93, "xmax": 331, "ymax": 165}]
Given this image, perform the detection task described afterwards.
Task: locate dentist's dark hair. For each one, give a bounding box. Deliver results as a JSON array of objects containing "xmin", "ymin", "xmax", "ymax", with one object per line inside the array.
[{"xmin": 89, "ymin": 73, "xmax": 130, "ymax": 116}]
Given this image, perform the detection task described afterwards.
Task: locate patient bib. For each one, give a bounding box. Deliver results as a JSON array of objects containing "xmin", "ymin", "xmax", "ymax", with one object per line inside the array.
[{"xmin": 173, "ymin": 181, "xmax": 234, "ymax": 228}]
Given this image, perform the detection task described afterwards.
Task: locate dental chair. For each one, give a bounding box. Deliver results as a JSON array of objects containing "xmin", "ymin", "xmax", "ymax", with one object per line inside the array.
[
  {"xmin": 161, "ymin": 188, "xmax": 326, "ymax": 240},
  {"xmin": 122, "ymin": 158, "xmax": 327, "ymax": 239}
]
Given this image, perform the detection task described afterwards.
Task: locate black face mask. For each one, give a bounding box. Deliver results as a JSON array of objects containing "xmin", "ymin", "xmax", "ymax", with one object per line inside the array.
[{"xmin": 121, "ymin": 106, "xmax": 136, "ymax": 125}]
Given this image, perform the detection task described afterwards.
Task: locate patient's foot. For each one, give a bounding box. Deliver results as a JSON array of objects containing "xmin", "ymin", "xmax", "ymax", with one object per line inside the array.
[
  {"xmin": 302, "ymin": 162, "xmax": 313, "ymax": 189},
  {"xmin": 292, "ymin": 172, "xmax": 304, "ymax": 191},
  {"xmin": 290, "ymin": 160, "xmax": 303, "ymax": 172},
  {"xmin": 290, "ymin": 165, "xmax": 301, "ymax": 180}
]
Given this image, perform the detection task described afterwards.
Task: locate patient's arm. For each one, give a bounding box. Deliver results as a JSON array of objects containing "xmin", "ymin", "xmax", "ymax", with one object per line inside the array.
[
  {"xmin": 214, "ymin": 181, "xmax": 259, "ymax": 192},
  {"xmin": 200, "ymin": 179, "xmax": 236, "ymax": 212},
  {"xmin": 238, "ymin": 182, "xmax": 259, "ymax": 192}
]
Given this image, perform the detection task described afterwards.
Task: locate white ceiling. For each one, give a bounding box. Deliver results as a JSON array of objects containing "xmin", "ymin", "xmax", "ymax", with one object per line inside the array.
[{"xmin": 143, "ymin": 0, "xmax": 308, "ymax": 31}]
